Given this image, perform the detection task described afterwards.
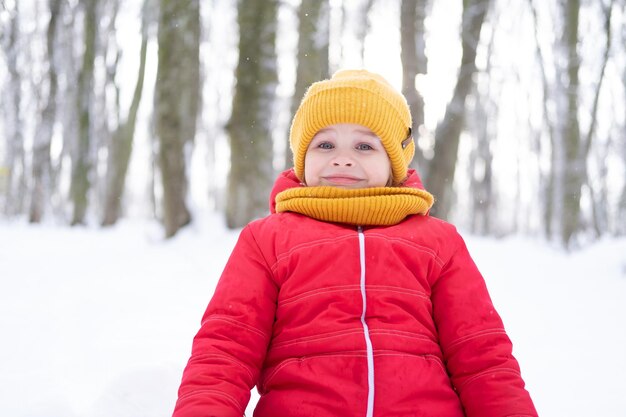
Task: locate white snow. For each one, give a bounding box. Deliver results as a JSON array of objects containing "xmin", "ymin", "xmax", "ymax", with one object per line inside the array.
[{"xmin": 1, "ymin": 216, "xmax": 625, "ymax": 417}]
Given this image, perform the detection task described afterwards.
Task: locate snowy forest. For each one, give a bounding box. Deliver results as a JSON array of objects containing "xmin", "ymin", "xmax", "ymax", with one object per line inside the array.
[
  {"xmin": 2, "ymin": 1, "xmax": 626, "ymax": 417},
  {"xmin": 1, "ymin": 0, "xmax": 625, "ymax": 248}
]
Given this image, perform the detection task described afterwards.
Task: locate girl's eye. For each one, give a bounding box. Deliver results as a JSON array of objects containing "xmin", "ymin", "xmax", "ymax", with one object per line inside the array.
[
  {"xmin": 356, "ymin": 143, "xmax": 374, "ymax": 151},
  {"xmin": 318, "ymin": 142, "xmax": 333, "ymax": 150}
]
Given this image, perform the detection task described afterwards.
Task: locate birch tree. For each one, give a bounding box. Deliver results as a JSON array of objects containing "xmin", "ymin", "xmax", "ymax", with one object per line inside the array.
[
  {"xmin": 154, "ymin": 0, "xmax": 200, "ymax": 237},
  {"xmin": 285, "ymin": 0, "xmax": 330, "ymax": 170},
  {"xmin": 426, "ymin": 0, "xmax": 491, "ymax": 219},
  {"xmin": 225, "ymin": 0, "xmax": 278, "ymax": 228}
]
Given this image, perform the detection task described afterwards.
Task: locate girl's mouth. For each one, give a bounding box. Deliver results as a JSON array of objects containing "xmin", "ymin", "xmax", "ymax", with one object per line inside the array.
[{"xmin": 322, "ymin": 175, "xmax": 363, "ymax": 185}]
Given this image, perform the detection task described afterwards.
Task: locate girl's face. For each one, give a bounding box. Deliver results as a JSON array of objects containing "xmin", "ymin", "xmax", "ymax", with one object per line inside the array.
[{"xmin": 304, "ymin": 123, "xmax": 392, "ymax": 189}]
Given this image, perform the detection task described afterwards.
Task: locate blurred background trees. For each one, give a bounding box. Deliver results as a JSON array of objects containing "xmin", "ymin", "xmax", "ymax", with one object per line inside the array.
[{"xmin": 0, "ymin": 0, "xmax": 624, "ymax": 249}]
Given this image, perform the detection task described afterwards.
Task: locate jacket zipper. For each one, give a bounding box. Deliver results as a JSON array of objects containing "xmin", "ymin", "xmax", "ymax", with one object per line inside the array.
[{"xmin": 358, "ymin": 226, "xmax": 375, "ymax": 417}]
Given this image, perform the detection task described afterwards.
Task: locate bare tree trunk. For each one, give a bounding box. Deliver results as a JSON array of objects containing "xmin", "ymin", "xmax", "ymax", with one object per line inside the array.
[
  {"xmin": 528, "ymin": 0, "xmax": 557, "ymax": 238},
  {"xmin": 618, "ymin": 134, "xmax": 626, "ymax": 235},
  {"xmin": 1, "ymin": 2, "xmax": 27, "ymax": 217},
  {"xmin": 468, "ymin": 128, "xmax": 494, "ymax": 235},
  {"xmin": 284, "ymin": 0, "xmax": 330, "ymax": 170},
  {"xmin": 426, "ymin": 0, "xmax": 491, "ymax": 219},
  {"xmin": 155, "ymin": 0, "xmax": 200, "ymax": 237},
  {"xmin": 619, "ymin": 9, "xmax": 626, "ymax": 236},
  {"xmin": 52, "ymin": 1, "xmax": 78, "ymax": 219},
  {"xmin": 149, "ymin": 113, "xmax": 159, "ymax": 220},
  {"xmin": 580, "ymin": 1, "xmax": 614, "ymax": 239},
  {"xmin": 30, "ymin": 0, "xmax": 63, "ymax": 223},
  {"xmin": 102, "ymin": 4, "xmax": 149, "ymax": 226},
  {"xmin": 552, "ymin": 0, "xmax": 614, "ymax": 247},
  {"xmin": 69, "ymin": 0, "xmax": 98, "ymax": 225},
  {"xmin": 339, "ymin": 0, "xmax": 374, "ymax": 66},
  {"xmin": 468, "ymin": 9, "xmax": 498, "ymax": 236},
  {"xmin": 554, "ymin": 0, "xmax": 585, "ymax": 249},
  {"xmin": 225, "ymin": 0, "xmax": 278, "ymax": 228},
  {"xmin": 90, "ymin": 0, "xmax": 120, "ymax": 215},
  {"xmin": 400, "ymin": 0, "xmax": 427, "ymax": 172},
  {"xmin": 588, "ymin": 138, "xmax": 610, "ymax": 237},
  {"xmin": 355, "ymin": 0, "xmax": 375, "ymax": 64}
]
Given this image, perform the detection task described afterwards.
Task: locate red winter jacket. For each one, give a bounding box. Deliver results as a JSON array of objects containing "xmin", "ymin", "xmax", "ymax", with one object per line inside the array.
[{"xmin": 173, "ymin": 169, "xmax": 537, "ymax": 417}]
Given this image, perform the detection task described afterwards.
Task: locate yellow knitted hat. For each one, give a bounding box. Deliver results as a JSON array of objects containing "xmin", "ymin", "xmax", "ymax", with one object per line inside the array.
[{"xmin": 289, "ymin": 69, "xmax": 414, "ymax": 185}]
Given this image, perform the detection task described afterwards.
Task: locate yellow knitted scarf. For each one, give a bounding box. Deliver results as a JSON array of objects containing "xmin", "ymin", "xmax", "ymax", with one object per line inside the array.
[{"xmin": 274, "ymin": 186, "xmax": 434, "ymax": 226}]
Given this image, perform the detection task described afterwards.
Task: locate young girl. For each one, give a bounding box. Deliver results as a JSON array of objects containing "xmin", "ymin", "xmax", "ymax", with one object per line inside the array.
[{"xmin": 172, "ymin": 70, "xmax": 537, "ymax": 417}]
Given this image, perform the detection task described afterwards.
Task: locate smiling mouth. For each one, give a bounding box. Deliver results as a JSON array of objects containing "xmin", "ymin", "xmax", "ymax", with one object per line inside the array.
[{"xmin": 322, "ymin": 176, "xmax": 363, "ymax": 185}]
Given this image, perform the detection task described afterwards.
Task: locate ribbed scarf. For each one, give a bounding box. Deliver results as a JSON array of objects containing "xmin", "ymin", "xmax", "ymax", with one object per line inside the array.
[{"xmin": 274, "ymin": 186, "xmax": 434, "ymax": 226}]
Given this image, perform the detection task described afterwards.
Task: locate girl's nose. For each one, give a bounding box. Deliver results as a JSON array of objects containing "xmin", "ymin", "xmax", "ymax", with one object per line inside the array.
[{"xmin": 332, "ymin": 156, "xmax": 353, "ymax": 167}]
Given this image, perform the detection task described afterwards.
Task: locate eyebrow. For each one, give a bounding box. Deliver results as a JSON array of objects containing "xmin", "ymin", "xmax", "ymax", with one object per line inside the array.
[{"xmin": 316, "ymin": 128, "xmax": 380, "ymax": 138}]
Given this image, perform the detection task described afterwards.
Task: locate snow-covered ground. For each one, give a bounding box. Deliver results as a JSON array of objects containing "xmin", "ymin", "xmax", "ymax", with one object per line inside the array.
[{"xmin": 1, "ymin": 216, "xmax": 625, "ymax": 417}]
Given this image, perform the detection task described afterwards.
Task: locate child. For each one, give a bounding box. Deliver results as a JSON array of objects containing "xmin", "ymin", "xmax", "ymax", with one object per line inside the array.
[{"xmin": 172, "ymin": 70, "xmax": 537, "ymax": 417}]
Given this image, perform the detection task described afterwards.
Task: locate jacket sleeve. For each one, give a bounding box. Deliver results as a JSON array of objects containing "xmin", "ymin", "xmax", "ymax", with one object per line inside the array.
[
  {"xmin": 431, "ymin": 231, "xmax": 537, "ymax": 417},
  {"xmin": 173, "ymin": 225, "xmax": 278, "ymax": 417}
]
